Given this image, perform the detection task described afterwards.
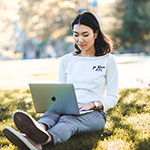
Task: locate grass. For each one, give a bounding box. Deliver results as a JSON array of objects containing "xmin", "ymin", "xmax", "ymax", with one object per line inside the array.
[{"xmin": 0, "ymin": 88, "xmax": 150, "ymax": 150}]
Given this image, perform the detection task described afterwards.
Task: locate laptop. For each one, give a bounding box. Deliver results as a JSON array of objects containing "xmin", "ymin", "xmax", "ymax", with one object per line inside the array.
[{"xmin": 29, "ymin": 83, "xmax": 93, "ymax": 115}]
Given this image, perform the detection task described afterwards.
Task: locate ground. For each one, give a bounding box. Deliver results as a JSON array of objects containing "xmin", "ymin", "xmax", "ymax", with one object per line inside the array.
[
  {"xmin": 0, "ymin": 58, "xmax": 150, "ymax": 150},
  {"xmin": 0, "ymin": 58, "xmax": 150, "ymax": 89}
]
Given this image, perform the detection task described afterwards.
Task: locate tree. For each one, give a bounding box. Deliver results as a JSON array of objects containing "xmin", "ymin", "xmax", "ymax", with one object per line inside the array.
[
  {"xmin": 106, "ymin": 0, "xmax": 150, "ymax": 51},
  {"xmin": 18, "ymin": 0, "xmax": 78, "ymax": 41},
  {"xmin": 0, "ymin": 0, "xmax": 19, "ymax": 49}
]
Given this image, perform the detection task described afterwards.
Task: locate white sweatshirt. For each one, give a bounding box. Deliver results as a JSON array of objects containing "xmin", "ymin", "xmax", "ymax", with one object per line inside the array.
[{"xmin": 59, "ymin": 53, "xmax": 119, "ymax": 111}]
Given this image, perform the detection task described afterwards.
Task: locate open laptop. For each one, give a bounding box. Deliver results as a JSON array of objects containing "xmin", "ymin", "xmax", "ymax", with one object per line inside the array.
[{"xmin": 29, "ymin": 83, "xmax": 93, "ymax": 115}]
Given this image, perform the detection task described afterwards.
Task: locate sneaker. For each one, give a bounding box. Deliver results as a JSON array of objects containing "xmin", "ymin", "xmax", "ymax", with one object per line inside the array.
[
  {"xmin": 3, "ymin": 126, "xmax": 40, "ymax": 150},
  {"xmin": 13, "ymin": 110, "xmax": 50, "ymax": 144}
]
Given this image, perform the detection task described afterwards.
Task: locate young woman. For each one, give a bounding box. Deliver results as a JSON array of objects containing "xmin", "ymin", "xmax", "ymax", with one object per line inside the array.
[{"xmin": 3, "ymin": 12, "xmax": 118, "ymax": 150}]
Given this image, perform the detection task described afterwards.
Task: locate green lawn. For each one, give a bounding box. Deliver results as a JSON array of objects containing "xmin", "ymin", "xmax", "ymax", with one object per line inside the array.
[{"xmin": 0, "ymin": 88, "xmax": 150, "ymax": 150}]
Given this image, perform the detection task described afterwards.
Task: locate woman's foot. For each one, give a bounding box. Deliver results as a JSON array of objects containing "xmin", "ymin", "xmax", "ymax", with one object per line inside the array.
[
  {"xmin": 3, "ymin": 126, "xmax": 42, "ymax": 150},
  {"xmin": 13, "ymin": 110, "xmax": 51, "ymax": 144}
]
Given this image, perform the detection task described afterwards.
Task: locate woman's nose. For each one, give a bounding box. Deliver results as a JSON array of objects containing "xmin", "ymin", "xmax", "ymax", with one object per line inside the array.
[{"xmin": 78, "ymin": 36, "xmax": 84, "ymax": 42}]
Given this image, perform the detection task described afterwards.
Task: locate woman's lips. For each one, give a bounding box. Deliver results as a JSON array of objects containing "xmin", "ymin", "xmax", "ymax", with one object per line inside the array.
[{"xmin": 78, "ymin": 44, "xmax": 85, "ymax": 47}]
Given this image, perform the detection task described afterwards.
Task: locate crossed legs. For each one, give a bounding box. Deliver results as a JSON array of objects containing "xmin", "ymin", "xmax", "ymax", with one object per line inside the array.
[
  {"xmin": 3, "ymin": 110, "xmax": 61, "ymax": 150},
  {"xmin": 3, "ymin": 110, "xmax": 106, "ymax": 149}
]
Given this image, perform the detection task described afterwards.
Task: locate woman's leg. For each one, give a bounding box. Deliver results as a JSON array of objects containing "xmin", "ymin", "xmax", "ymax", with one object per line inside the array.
[
  {"xmin": 13, "ymin": 110, "xmax": 61, "ymax": 144},
  {"xmin": 12, "ymin": 110, "xmax": 106, "ymax": 146},
  {"xmin": 47, "ymin": 110, "xmax": 106, "ymax": 145},
  {"xmin": 3, "ymin": 126, "xmax": 42, "ymax": 150},
  {"xmin": 38, "ymin": 111, "xmax": 61, "ymax": 129}
]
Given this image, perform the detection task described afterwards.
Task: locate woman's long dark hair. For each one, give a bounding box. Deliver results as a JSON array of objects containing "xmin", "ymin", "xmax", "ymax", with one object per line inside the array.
[{"xmin": 72, "ymin": 12, "xmax": 112, "ymax": 56}]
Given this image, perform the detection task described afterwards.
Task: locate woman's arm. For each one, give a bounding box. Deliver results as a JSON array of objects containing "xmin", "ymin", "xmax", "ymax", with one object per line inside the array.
[
  {"xmin": 58, "ymin": 57, "xmax": 67, "ymax": 83},
  {"xmin": 99, "ymin": 55, "xmax": 119, "ymax": 111},
  {"xmin": 78, "ymin": 55, "xmax": 118, "ymax": 112}
]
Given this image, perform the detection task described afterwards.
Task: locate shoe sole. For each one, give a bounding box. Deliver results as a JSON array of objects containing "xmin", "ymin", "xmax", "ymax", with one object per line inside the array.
[
  {"xmin": 13, "ymin": 110, "xmax": 49, "ymax": 144},
  {"xmin": 3, "ymin": 126, "xmax": 38, "ymax": 150}
]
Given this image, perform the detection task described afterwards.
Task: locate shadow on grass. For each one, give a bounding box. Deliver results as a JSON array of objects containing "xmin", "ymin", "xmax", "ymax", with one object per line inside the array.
[
  {"xmin": 42, "ymin": 129, "xmax": 114, "ymax": 150},
  {"xmin": 105, "ymin": 89, "xmax": 150, "ymax": 149},
  {"xmin": 135, "ymin": 136, "xmax": 150, "ymax": 150},
  {"xmin": 0, "ymin": 89, "xmax": 113, "ymax": 150},
  {"xmin": 1, "ymin": 88, "xmax": 150, "ymax": 150}
]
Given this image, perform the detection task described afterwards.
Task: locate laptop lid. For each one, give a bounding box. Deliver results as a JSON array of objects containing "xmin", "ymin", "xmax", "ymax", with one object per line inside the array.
[{"xmin": 29, "ymin": 83, "xmax": 80, "ymax": 115}]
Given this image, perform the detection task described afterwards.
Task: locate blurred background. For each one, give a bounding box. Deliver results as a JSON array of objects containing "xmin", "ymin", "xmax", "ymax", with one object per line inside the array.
[
  {"xmin": 0, "ymin": 0, "xmax": 150, "ymax": 89},
  {"xmin": 0, "ymin": 0, "xmax": 150, "ymax": 60},
  {"xmin": 1, "ymin": 1, "xmax": 150, "ymax": 149}
]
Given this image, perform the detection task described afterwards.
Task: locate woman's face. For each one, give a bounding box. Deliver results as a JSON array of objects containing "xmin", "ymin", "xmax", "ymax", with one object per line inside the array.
[{"xmin": 73, "ymin": 24, "xmax": 97, "ymax": 54}]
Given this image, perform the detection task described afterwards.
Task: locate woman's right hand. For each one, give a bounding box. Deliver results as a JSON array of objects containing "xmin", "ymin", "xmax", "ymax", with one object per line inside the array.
[{"xmin": 78, "ymin": 102, "xmax": 94, "ymax": 111}]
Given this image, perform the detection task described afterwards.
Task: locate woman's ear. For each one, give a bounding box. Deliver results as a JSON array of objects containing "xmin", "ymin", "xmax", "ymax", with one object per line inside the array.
[{"xmin": 94, "ymin": 30, "xmax": 99, "ymax": 39}]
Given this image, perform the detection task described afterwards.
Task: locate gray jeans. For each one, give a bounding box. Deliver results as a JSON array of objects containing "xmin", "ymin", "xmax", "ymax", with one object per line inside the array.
[{"xmin": 38, "ymin": 110, "xmax": 106, "ymax": 144}]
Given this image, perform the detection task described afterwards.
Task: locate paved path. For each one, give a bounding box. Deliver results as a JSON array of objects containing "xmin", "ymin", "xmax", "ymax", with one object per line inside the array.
[
  {"xmin": 0, "ymin": 58, "xmax": 150, "ymax": 89},
  {"xmin": 118, "ymin": 61, "xmax": 150, "ymax": 89}
]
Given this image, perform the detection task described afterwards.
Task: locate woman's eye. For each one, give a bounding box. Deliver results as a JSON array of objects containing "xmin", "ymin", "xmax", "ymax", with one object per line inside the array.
[
  {"xmin": 74, "ymin": 34, "xmax": 78, "ymax": 37},
  {"xmin": 84, "ymin": 34, "xmax": 89, "ymax": 37}
]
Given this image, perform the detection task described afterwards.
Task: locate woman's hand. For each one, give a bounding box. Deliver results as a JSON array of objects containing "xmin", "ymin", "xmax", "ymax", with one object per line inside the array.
[
  {"xmin": 78, "ymin": 102, "xmax": 94, "ymax": 111},
  {"xmin": 78, "ymin": 101, "xmax": 103, "ymax": 111}
]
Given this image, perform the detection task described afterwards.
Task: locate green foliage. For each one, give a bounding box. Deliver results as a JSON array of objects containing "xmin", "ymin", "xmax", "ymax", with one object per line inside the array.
[
  {"xmin": 18, "ymin": 0, "xmax": 78, "ymax": 41},
  {"xmin": 109, "ymin": 0, "xmax": 150, "ymax": 49},
  {"xmin": 0, "ymin": 88, "xmax": 150, "ymax": 150}
]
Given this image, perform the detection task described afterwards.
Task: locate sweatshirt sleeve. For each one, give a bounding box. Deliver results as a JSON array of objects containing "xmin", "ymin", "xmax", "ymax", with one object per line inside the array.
[
  {"xmin": 58, "ymin": 56, "xmax": 67, "ymax": 83},
  {"xmin": 99, "ymin": 55, "xmax": 119, "ymax": 111}
]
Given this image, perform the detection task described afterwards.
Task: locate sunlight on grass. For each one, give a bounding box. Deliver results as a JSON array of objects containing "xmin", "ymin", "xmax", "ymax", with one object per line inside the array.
[{"xmin": 0, "ymin": 88, "xmax": 150, "ymax": 150}]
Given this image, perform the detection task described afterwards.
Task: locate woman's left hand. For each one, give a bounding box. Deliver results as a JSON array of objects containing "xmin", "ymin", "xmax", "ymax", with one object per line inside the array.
[{"xmin": 78, "ymin": 102, "xmax": 93, "ymax": 111}]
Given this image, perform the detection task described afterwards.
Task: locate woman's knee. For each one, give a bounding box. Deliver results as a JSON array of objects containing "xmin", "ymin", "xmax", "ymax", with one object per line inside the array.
[{"xmin": 59, "ymin": 115, "xmax": 75, "ymax": 122}]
